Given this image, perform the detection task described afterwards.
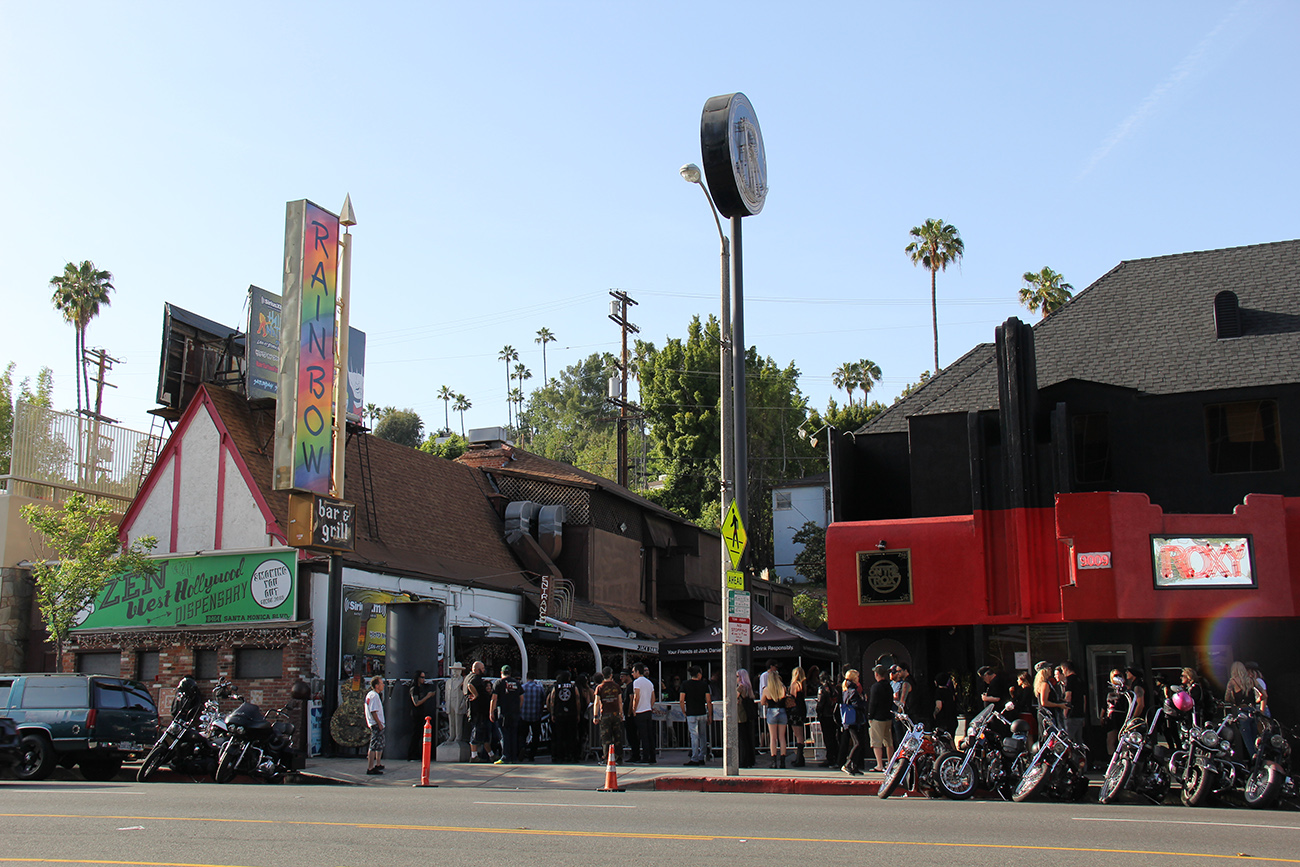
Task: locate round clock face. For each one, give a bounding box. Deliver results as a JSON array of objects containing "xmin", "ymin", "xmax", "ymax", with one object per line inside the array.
[
  {"xmin": 700, "ymin": 92, "xmax": 768, "ymax": 218},
  {"xmin": 727, "ymin": 94, "xmax": 767, "ymax": 216}
]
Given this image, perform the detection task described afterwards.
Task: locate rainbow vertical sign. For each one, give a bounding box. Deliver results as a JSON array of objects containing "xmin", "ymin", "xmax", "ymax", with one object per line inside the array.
[{"xmin": 273, "ymin": 199, "xmax": 339, "ymax": 494}]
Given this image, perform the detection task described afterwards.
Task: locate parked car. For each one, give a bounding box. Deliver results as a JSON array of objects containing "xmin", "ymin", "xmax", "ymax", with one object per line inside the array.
[
  {"xmin": 0, "ymin": 673, "xmax": 159, "ymax": 781},
  {"xmin": 0, "ymin": 717, "xmax": 18, "ymax": 772}
]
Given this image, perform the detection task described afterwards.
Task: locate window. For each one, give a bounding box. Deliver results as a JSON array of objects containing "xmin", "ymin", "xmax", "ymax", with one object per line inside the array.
[
  {"xmin": 22, "ymin": 678, "xmax": 87, "ymax": 708},
  {"xmin": 137, "ymin": 651, "xmax": 159, "ymax": 683},
  {"xmin": 1206, "ymin": 400, "xmax": 1282, "ymax": 474},
  {"xmin": 77, "ymin": 652, "xmax": 121, "ymax": 676},
  {"xmin": 93, "ymin": 680, "xmax": 156, "ymax": 712},
  {"xmin": 774, "ymin": 491, "xmax": 792, "ymax": 510},
  {"xmin": 195, "ymin": 649, "xmax": 221, "ymax": 680},
  {"xmin": 1072, "ymin": 413, "xmax": 1112, "ymax": 484},
  {"xmin": 0, "ymin": 679, "xmax": 11, "ymax": 709},
  {"xmin": 235, "ymin": 648, "xmax": 283, "ymax": 679}
]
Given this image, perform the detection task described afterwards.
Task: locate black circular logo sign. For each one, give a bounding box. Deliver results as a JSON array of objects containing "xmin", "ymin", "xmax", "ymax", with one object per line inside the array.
[{"xmin": 699, "ymin": 92, "xmax": 768, "ymax": 218}]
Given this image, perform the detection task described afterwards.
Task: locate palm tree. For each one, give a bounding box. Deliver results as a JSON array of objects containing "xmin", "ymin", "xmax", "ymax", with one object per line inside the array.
[
  {"xmin": 905, "ymin": 219, "xmax": 965, "ymax": 375},
  {"xmin": 535, "ymin": 327, "xmax": 556, "ymax": 383},
  {"xmin": 853, "ymin": 359, "xmax": 883, "ymax": 403},
  {"xmin": 1019, "ymin": 266, "xmax": 1074, "ymax": 318},
  {"xmin": 49, "ymin": 261, "xmax": 114, "ymax": 415},
  {"xmin": 832, "ymin": 362, "xmax": 859, "ymax": 406},
  {"xmin": 498, "ymin": 345, "xmax": 518, "ymax": 425},
  {"xmin": 453, "ymin": 393, "xmax": 471, "ymax": 436},
  {"xmin": 513, "ymin": 363, "xmax": 532, "ymax": 396},
  {"xmin": 436, "ymin": 385, "xmax": 454, "ymax": 434},
  {"xmin": 364, "ymin": 402, "xmax": 379, "ymax": 427}
]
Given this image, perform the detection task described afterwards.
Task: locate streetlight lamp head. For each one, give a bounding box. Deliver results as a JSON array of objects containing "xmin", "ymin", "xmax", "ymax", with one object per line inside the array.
[{"xmin": 679, "ymin": 163, "xmax": 702, "ymax": 184}]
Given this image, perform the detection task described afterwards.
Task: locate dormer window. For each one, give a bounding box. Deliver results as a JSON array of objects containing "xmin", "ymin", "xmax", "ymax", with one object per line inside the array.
[{"xmin": 1214, "ymin": 290, "xmax": 1242, "ymax": 339}]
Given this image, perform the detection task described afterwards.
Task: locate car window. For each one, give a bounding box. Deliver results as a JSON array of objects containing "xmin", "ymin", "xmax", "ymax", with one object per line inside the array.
[
  {"xmin": 93, "ymin": 681, "xmax": 157, "ymax": 712},
  {"xmin": 22, "ymin": 681, "xmax": 89, "ymax": 708},
  {"xmin": 0, "ymin": 680, "xmax": 12, "ymax": 708}
]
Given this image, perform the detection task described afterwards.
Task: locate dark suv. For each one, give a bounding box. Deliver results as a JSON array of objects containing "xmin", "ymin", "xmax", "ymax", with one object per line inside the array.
[{"xmin": 0, "ymin": 674, "xmax": 159, "ymax": 781}]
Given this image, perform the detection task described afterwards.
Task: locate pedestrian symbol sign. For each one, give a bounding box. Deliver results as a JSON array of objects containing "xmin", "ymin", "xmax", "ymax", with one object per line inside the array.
[{"xmin": 722, "ymin": 500, "xmax": 747, "ymax": 569}]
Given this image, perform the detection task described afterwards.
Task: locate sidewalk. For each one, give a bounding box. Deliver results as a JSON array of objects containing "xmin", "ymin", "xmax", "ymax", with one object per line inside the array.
[{"xmin": 297, "ymin": 753, "xmax": 888, "ymax": 795}]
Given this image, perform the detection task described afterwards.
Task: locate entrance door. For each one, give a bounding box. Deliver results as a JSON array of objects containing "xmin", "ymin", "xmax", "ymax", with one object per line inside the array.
[{"xmin": 1087, "ymin": 645, "xmax": 1132, "ymax": 723}]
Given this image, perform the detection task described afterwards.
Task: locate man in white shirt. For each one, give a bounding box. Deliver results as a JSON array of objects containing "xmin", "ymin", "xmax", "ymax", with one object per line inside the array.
[
  {"xmin": 363, "ymin": 675, "xmax": 386, "ymax": 775},
  {"xmin": 631, "ymin": 664, "xmax": 656, "ymax": 764}
]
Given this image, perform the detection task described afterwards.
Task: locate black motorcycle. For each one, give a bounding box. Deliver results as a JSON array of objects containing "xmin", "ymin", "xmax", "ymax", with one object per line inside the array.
[
  {"xmin": 936, "ymin": 701, "xmax": 1030, "ymax": 800},
  {"xmin": 1097, "ymin": 689, "xmax": 1171, "ymax": 805},
  {"xmin": 1243, "ymin": 714, "xmax": 1296, "ymax": 809},
  {"xmin": 214, "ymin": 685, "xmax": 303, "ymax": 784},
  {"xmin": 138, "ymin": 677, "xmax": 233, "ymax": 781},
  {"xmin": 879, "ymin": 711, "xmax": 955, "ymax": 799},
  {"xmin": 1012, "ymin": 707, "xmax": 1090, "ymax": 802},
  {"xmin": 1170, "ymin": 703, "xmax": 1249, "ymax": 807}
]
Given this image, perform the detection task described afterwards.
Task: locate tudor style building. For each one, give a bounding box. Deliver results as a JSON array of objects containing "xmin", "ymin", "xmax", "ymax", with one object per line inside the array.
[{"xmin": 825, "ymin": 239, "xmax": 1300, "ymax": 725}]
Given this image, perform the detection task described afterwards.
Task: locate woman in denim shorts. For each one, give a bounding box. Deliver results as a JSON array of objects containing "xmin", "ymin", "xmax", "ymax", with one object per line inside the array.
[{"xmin": 761, "ymin": 670, "xmax": 789, "ymax": 769}]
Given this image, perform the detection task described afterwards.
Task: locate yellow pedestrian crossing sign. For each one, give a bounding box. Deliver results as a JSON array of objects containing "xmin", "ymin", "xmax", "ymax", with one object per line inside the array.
[{"xmin": 722, "ymin": 500, "xmax": 747, "ymax": 569}]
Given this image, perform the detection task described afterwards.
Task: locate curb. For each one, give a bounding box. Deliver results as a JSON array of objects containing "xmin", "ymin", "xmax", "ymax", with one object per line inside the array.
[{"xmin": 654, "ymin": 775, "xmax": 886, "ymax": 796}]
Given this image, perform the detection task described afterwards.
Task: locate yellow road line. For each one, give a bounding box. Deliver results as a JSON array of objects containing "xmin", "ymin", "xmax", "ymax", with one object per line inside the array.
[{"xmin": 0, "ymin": 814, "xmax": 1296, "ymax": 864}]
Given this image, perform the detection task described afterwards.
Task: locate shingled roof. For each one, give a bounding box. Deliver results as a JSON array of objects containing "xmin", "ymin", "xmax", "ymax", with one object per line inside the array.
[
  {"xmin": 863, "ymin": 239, "xmax": 1300, "ymax": 434},
  {"xmin": 203, "ymin": 386, "xmax": 531, "ymax": 592}
]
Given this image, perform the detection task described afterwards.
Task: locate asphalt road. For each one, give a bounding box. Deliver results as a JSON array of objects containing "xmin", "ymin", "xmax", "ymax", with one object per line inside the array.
[{"xmin": 3, "ymin": 778, "xmax": 1299, "ymax": 867}]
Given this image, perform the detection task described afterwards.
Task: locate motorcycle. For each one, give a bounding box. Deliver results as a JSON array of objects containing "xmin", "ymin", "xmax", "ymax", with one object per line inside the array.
[
  {"xmin": 878, "ymin": 711, "xmax": 955, "ymax": 799},
  {"xmin": 1243, "ymin": 714, "xmax": 1296, "ymax": 809},
  {"xmin": 935, "ymin": 701, "xmax": 1030, "ymax": 800},
  {"xmin": 214, "ymin": 683, "xmax": 304, "ymax": 784},
  {"xmin": 1012, "ymin": 707, "xmax": 1090, "ymax": 802},
  {"xmin": 1097, "ymin": 688, "xmax": 1171, "ymax": 805},
  {"xmin": 1169, "ymin": 703, "xmax": 1249, "ymax": 807},
  {"xmin": 137, "ymin": 677, "xmax": 233, "ymax": 781}
]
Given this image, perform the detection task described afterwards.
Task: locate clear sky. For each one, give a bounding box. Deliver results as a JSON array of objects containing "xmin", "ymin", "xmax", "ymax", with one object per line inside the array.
[{"xmin": 3, "ymin": 2, "xmax": 1296, "ymax": 440}]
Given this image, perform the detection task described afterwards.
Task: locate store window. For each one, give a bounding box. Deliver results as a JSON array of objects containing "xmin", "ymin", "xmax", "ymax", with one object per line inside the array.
[
  {"xmin": 137, "ymin": 651, "xmax": 159, "ymax": 683},
  {"xmin": 1072, "ymin": 413, "xmax": 1112, "ymax": 484},
  {"xmin": 77, "ymin": 652, "xmax": 120, "ymax": 676},
  {"xmin": 236, "ymin": 648, "xmax": 283, "ymax": 679},
  {"xmin": 1205, "ymin": 399, "xmax": 1282, "ymax": 473},
  {"xmin": 195, "ymin": 649, "xmax": 221, "ymax": 680}
]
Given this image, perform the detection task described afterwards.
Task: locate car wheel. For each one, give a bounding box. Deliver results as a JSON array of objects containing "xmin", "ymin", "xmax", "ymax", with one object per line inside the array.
[
  {"xmin": 80, "ymin": 756, "xmax": 123, "ymax": 782},
  {"xmin": 15, "ymin": 733, "xmax": 56, "ymax": 781}
]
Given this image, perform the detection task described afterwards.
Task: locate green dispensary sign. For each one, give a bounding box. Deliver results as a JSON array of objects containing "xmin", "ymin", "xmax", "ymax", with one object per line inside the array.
[{"xmin": 74, "ymin": 549, "xmax": 298, "ymax": 630}]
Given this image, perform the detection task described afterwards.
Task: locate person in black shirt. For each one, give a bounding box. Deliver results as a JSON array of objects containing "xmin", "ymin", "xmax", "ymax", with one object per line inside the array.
[
  {"xmin": 932, "ymin": 671, "xmax": 958, "ymax": 736},
  {"xmin": 407, "ymin": 670, "xmax": 433, "ymax": 760},
  {"xmin": 978, "ymin": 666, "xmax": 1009, "ymax": 707},
  {"xmin": 465, "ymin": 661, "xmax": 492, "ymax": 762},
  {"xmin": 1061, "ymin": 659, "xmax": 1087, "ymax": 744},
  {"xmin": 679, "ymin": 665, "xmax": 712, "ymax": 766},
  {"xmin": 867, "ymin": 664, "xmax": 895, "ymax": 771}
]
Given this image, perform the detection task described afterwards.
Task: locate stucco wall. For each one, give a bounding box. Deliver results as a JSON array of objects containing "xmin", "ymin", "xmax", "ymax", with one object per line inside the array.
[
  {"xmin": 129, "ymin": 455, "xmax": 175, "ymax": 551},
  {"xmin": 175, "ymin": 410, "xmax": 220, "ymax": 551},
  {"xmin": 221, "ymin": 448, "xmax": 271, "ymax": 547}
]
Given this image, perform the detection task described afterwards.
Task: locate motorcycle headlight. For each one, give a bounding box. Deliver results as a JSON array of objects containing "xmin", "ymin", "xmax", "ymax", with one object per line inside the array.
[
  {"xmin": 1198, "ymin": 730, "xmax": 1220, "ymax": 749},
  {"xmin": 1272, "ymin": 735, "xmax": 1287, "ymax": 750},
  {"xmin": 1122, "ymin": 731, "xmax": 1143, "ymax": 746}
]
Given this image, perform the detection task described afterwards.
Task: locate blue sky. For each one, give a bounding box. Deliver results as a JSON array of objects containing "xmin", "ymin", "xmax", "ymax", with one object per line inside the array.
[{"xmin": 2, "ymin": 2, "xmax": 1296, "ymax": 439}]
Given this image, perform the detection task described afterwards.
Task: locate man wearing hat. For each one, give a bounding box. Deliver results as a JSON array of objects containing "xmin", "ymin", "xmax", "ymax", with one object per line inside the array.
[{"xmin": 490, "ymin": 664, "xmax": 523, "ymax": 764}]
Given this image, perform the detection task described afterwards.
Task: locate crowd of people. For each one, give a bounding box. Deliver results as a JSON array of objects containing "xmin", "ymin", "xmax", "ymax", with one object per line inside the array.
[{"xmin": 408, "ymin": 655, "xmax": 1274, "ymax": 772}]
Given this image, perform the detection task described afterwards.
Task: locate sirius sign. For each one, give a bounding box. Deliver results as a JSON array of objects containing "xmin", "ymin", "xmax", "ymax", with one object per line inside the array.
[{"xmin": 700, "ymin": 92, "xmax": 768, "ymax": 218}]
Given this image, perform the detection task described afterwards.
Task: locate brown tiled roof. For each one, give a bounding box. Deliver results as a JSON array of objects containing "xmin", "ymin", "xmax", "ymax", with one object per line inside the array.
[
  {"xmin": 457, "ymin": 444, "xmax": 687, "ymax": 525},
  {"xmin": 203, "ymin": 386, "xmax": 531, "ymax": 592}
]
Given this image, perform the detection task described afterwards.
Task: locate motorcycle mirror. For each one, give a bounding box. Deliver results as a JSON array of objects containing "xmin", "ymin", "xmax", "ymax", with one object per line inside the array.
[{"xmin": 1004, "ymin": 701, "xmax": 1016, "ymax": 713}]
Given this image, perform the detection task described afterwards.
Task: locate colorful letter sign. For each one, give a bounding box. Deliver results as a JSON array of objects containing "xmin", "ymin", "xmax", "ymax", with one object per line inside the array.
[
  {"xmin": 274, "ymin": 200, "xmax": 340, "ymax": 494},
  {"xmin": 1152, "ymin": 535, "xmax": 1255, "ymax": 588}
]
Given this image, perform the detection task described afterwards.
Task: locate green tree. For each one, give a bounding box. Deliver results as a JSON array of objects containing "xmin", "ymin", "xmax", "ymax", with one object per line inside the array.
[
  {"xmin": 49, "ymin": 261, "xmax": 114, "ymax": 415},
  {"xmin": 791, "ymin": 521, "xmax": 827, "ymax": 584},
  {"xmin": 635, "ymin": 315, "xmax": 815, "ymax": 567},
  {"xmin": 806, "ymin": 398, "xmax": 885, "ymax": 439},
  {"xmin": 1019, "ymin": 266, "xmax": 1074, "ymax": 318},
  {"xmin": 0, "ymin": 363, "xmax": 15, "ymax": 475},
  {"xmin": 792, "ymin": 591, "xmax": 827, "ymax": 631},
  {"xmin": 831, "ymin": 362, "xmax": 858, "ymax": 406},
  {"xmin": 453, "ymin": 394, "xmax": 471, "ymax": 436},
  {"xmin": 905, "ymin": 219, "xmax": 965, "ymax": 374},
  {"xmin": 364, "ymin": 402, "xmax": 379, "ymax": 428},
  {"xmin": 420, "ymin": 432, "xmax": 468, "ymax": 460},
  {"xmin": 436, "ymin": 386, "xmax": 454, "ymax": 435},
  {"xmin": 852, "ymin": 359, "xmax": 882, "ymax": 404},
  {"xmin": 523, "ymin": 352, "xmax": 620, "ymax": 476},
  {"xmin": 498, "ymin": 345, "xmax": 518, "ymax": 426},
  {"xmin": 535, "ymin": 327, "xmax": 556, "ymax": 383},
  {"xmin": 894, "ymin": 370, "xmax": 932, "ymax": 405},
  {"xmin": 373, "ymin": 408, "xmax": 424, "ymax": 448},
  {"xmin": 21, "ymin": 493, "xmax": 158, "ymax": 670}
]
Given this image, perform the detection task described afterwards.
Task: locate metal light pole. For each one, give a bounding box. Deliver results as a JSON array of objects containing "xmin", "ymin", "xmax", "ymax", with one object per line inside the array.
[{"xmin": 680, "ymin": 162, "xmax": 740, "ymax": 777}]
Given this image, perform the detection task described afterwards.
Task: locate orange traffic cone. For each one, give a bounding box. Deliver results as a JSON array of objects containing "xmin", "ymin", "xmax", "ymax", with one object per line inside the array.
[{"xmin": 597, "ymin": 744, "xmax": 624, "ymax": 792}]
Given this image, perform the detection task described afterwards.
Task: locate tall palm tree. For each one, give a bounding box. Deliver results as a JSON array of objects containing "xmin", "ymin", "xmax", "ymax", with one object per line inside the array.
[
  {"xmin": 535, "ymin": 327, "xmax": 556, "ymax": 383},
  {"xmin": 498, "ymin": 345, "xmax": 518, "ymax": 426},
  {"xmin": 453, "ymin": 393, "xmax": 471, "ymax": 436},
  {"xmin": 905, "ymin": 219, "xmax": 964, "ymax": 375},
  {"xmin": 513, "ymin": 363, "xmax": 531, "ymax": 396},
  {"xmin": 1019, "ymin": 266, "xmax": 1074, "ymax": 318},
  {"xmin": 831, "ymin": 362, "xmax": 859, "ymax": 406},
  {"xmin": 854, "ymin": 359, "xmax": 883, "ymax": 403},
  {"xmin": 49, "ymin": 261, "xmax": 114, "ymax": 415},
  {"xmin": 436, "ymin": 385, "xmax": 454, "ymax": 434},
  {"xmin": 364, "ymin": 402, "xmax": 379, "ymax": 427}
]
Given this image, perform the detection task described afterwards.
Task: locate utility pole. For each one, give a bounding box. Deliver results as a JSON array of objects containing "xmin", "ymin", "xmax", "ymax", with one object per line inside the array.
[
  {"xmin": 83, "ymin": 348, "xmax": 120, "ymax": 424},
  {"xmin": 607, "ymin": 290, "xmax": 639, "ymax": 489}
]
